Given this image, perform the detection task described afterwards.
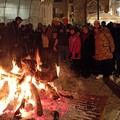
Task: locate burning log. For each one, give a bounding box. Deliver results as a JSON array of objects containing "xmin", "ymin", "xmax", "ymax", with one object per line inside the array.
[
  {"xmin": 17, "ymin": 74, "xmax": 25, "ymax": 84},
  {"xmin": 21, "ymin": 58, "xmax": 58, "ymax": 82},
  {"xmin": 53, "ymin": 110, "xmax": 59, "ymax": 120},
  {"xmin": 30, "ymin": 82, "xmax": 43, "ymax": 116},
  {"xmin": 1, "ymin": 72, "xmax": 25, "ymax": 85},
  {"xmin": 21, "ymin": 59, "xmax": 37, "ymax": 76},
  {"xmin": 35, "ymin": 69, "xmax": 58, "ymax": 82},
  {"xmin": 46, "ymin": 84, "xmax": 60, "ymax": 100},
  {"xmin": 1, "ymin": 72, "xmax": 22, "ymax": 79},
  {"xmin": 44, "ymin": 110, "xmax": 59, "ymax": 120},
  {"xmin": 59, "ymin": 93, "xmax": 74, "ymax": 100},
  {"xmin": 14, "ymin": 98, "xmax": 26, "ymax": 119}
]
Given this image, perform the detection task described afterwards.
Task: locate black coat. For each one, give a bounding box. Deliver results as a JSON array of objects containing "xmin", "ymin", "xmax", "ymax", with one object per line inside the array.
[
  {"xmin": 81, "ymin": 32, "xmax": 95, "ymax": 59},
  {"xmin": 6, "ymin": 21, "xmax": 22, "ymax": 50}
]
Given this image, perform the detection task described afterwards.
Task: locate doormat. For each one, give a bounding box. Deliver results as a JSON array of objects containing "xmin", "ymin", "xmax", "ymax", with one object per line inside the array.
[{"xmin": 60, "ymin": 91, "xmax": 108, "ymax": 120}]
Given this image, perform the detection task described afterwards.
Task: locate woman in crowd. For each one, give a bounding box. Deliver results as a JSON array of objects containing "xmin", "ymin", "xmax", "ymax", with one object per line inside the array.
[
  {"xmin": 93, "ymin": 20, "xmax": 115, "ymax": 80},
  {"xmin": 81, "ymin": 25, "xmax": 95, "ymax": 78}
]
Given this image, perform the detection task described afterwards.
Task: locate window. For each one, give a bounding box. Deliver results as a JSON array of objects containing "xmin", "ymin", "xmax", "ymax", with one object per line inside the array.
[
  {"xmin": 53, "ymin": 7, "xmax": 62, "ymax": 15},
  {"xmin": 53, "ymin": 7, "xmax": 63, "ymax": 18}
]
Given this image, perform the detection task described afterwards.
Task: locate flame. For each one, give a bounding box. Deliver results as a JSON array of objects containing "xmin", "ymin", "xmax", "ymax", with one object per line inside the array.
[
  {"xmin": 0, "ymin": 67, "xmax": 7, "ymax": 89},
  {"xmin": 55, "ymin": 64, "xmax": 60, "ymax": 77},
  {"xmin": 11, "ymin": 61, "xmax": 20, "ymax": 74},
  {"xmin": 39, "ymin": 83, "xmax": 46, "ymax": 90},
  {"xmin": 20, "ymin": 108, "xmax": 28, "ymax": 117},
  {"xmin": 35, "ymin": 48, "xmax": 42, "ymax": 71},
  {"xmin": 48, "ymin": 82, "xmax": 57, "ymax": 91},
  {"xmin": 0, "ymin": 80, "xmax": 6, "ymax": 89},
  {"xmin": 0, "ymin": 63, "xmax": 36, "ymax": 117},
  {"xmin": 0, "ymin": 67, "xmax": 6, "ymax": 74},
  {"xmin": 24, "ymin": 55, "xmax": 31, "ymax": 59}
]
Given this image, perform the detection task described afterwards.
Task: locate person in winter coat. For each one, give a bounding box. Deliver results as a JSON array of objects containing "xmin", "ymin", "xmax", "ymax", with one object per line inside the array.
[
  {"xmin": 59, "ymin": 17, "xmax": 71, "ymax": 63},
  {"xmin": 69, "ymin": 27, "xmax": 81, "ymax": 77},
  {"xmin": 34, "ymin": 23, "xmax": 42, "ymax": 54},
  {"xmin": 6, "ymin": 16, "xmax": 23, "ymax": 68},
  {"xmin": 81, "ymin": 25, "xmax": 95, "ymax": 78},
  {"xmin": 94, "ymin": 20, "xmax": 115, "ymax": 80}
]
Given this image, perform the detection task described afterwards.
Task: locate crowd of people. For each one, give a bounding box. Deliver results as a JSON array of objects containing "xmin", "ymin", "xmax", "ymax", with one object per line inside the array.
[{"xmin": 0, "ymin": 16, "xmax": 120, "ymax": 83}]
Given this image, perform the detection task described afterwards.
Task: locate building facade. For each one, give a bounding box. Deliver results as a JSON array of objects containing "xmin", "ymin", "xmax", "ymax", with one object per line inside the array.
[
  {"xmin": 110, "ymin": 0, "xmax": 120, "ymax": 16},
  {"xmin": 39, "ymin": 0, "xmax": 53, "ymax": 25},
  {"xmin": 40, "ymin": 0, "xmax": 119, "ymax": 25},
  {"xmin": 73, "ymin": 0, "xmax": 109, "ymax": 24}
]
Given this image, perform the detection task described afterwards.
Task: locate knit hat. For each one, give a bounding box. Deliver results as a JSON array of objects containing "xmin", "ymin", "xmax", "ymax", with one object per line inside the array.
[
  {"xmin": 53, "ymin": 17, "xmax": 60, "ymax": 22},
  {"xmin": 62, "ymin": 17, "xmax": 68, "ymax": 21},
  {"xmin": 15, "ymin": 16, "xmax": 23, "ymax": 21}
]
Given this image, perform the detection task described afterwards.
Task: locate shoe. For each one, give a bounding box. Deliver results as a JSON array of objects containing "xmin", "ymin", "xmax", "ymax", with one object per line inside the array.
[
  {"xmin": 109, "ymin": 75, "xmax": 114, "ymax": 81},
  {"xmin": 96, "ymin": 74, "xmax": 103, "ymax": 79}
]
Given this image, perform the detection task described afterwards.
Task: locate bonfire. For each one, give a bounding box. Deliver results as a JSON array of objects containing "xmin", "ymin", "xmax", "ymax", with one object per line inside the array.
[{"xmin": 0, "ymin": 51, "xmax": 69, "ymax": 120}]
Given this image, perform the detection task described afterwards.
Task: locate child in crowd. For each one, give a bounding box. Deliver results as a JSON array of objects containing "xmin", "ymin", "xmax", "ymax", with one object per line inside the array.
[{"xmin": 69, "ymin": 27, "xmax": 81, "ymax": 77}]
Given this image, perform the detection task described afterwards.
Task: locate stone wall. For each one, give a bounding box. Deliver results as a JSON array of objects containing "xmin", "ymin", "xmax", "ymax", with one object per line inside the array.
[{"xmin": 73, "ymin": 0, "xmax": 109, "ymax": 24}]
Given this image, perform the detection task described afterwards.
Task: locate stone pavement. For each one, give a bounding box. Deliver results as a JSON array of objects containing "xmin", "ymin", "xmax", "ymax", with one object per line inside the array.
[{"xmin": 53, "ymin": 63, "xmax": 120, "ymax": 120}]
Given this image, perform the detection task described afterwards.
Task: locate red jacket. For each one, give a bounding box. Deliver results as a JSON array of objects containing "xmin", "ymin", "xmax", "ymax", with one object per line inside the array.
[{"xmin": 69, "ymin": 35, "xmax": 81, "ymax": 59}]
